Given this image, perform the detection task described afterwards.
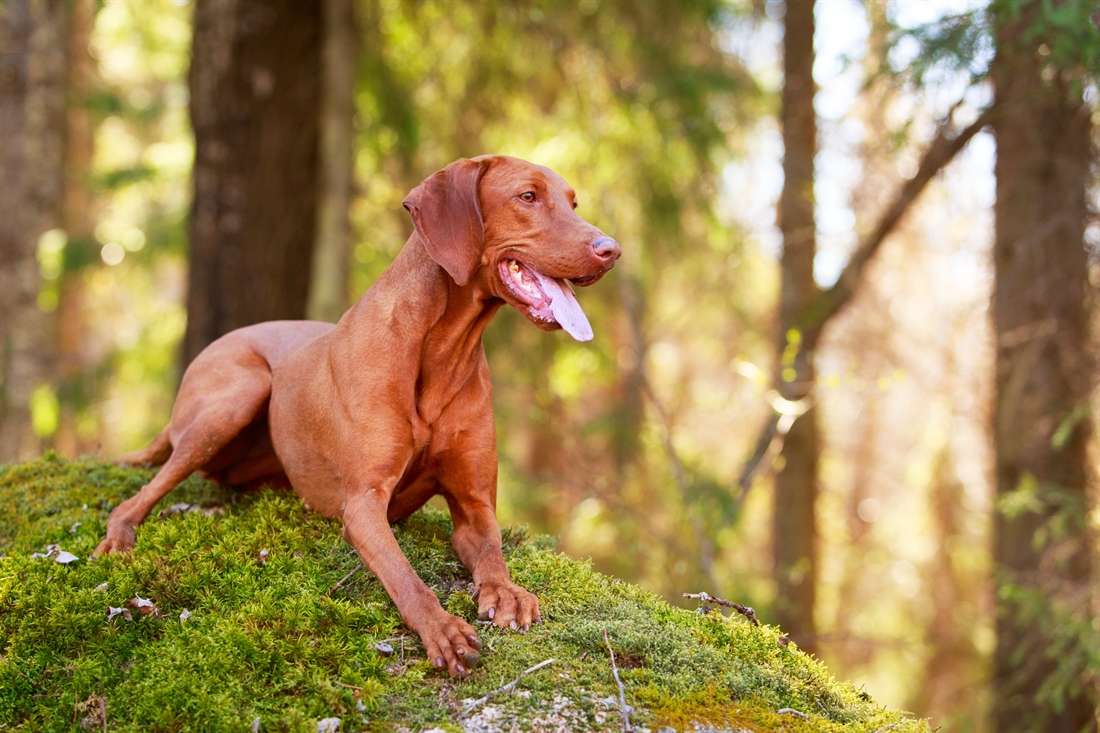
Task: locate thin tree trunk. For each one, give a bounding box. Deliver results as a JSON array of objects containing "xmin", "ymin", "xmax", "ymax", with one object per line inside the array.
[
  {"xmin": 183, "ymin": 0, "xmax": 322, "ymax": 367},
  {"xmin": 990, "ymin": 3, "xmax": 1096, "ymax": 731},
  {"xmin": 773, "ymin": 0, "xmax": 819, "ymax": 656},
  {"xmin": 55, "ymin": 0, "xmax": 98, "ymax": 458},
  {"xmin": 307, "ymin": 0, "xmax": 358, "ymax": 323},
  {"xmin": 0, "ymin": 0, "xmax": 68, "ymax": 462}
]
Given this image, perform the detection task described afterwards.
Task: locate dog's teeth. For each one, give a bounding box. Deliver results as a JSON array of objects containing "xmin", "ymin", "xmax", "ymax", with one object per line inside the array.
[{"xmin": 508, "ymin": 260, "xmax": 520, "ymax": 273}]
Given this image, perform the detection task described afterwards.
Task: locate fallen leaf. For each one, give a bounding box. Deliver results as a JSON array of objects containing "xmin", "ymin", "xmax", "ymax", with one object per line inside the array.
[
  {"xmin": 106, "ymin": 607, "xmax": 124, "ymax": 621},
  {"xmin": 258, "ymin": 548, "xmax": 269, "ymax": 566},
  {"xmin": 69, "ymin": 522, "xmax": 82, "ymax": 533},
  {"xmin": 251, "ymin": 716, "xmax": 260, "ymax": 733},
  {"xmin": 374, "ymin": 642, "xmax": 394, "ymax": 656},
  {"xmin": 126, "ymin": 596, "xmax": 164, "ymax": 618},
  {"xmin": 94, "ymin": 583, "xmax": 108, "ymax": 592},
  {"xmin": 180, "ymin": 609, "xmax": 191, "ymax": 621},
  {"xmin": 54, "ymin": 551, "xmax": 79, "ymax": 564},
  {"xmin": 317, "ymin": 717, "xmax": 341, "ymax": 732}
]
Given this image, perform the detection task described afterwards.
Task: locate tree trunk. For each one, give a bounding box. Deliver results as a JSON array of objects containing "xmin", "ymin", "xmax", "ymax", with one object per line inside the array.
[
  {"xmin": 183, "ymin": 0, "xmax": 322, "ymax": 367},
  {"xmin": 773, "ymin": 0, "xmax": 819, "ymax": 656},
  {"xmin": 0, "ymin": 0, "xmax": 68, "ymax": 462},
  {"xmin": 307, "ymin": 0, "xmax": 358, "ymax": 323},
  {"xmin": 990, "ymin": 4, "xmax": 1096, "ymax": 731},
  {"xmin": 54, "ymin": 0, "xmax": 98, "ymax": 458}
]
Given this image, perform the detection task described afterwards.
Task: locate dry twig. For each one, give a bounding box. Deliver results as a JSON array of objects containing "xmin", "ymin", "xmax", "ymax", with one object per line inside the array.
[
  {"xmin": 458, "ymin": 658, "xmax": 555, "ymax": 718},
  {"xmin": 777, "ymin": 708, "xmax": 808, "ymax": 720},
  {"xmin": 872, "ymin": 722, "xmax": 906, "ymax": 733},
  {"xmin": 327, "ymin": 562, "xmax": 364, "ymax": 596},
  {"xmin": 603, "ymin": 629, "xmax": 633, "ymax": 732},
  {"xmin": 0, "ymin": 653, "xmax": 33, "ymax": 684},
  {"xmin": 683, "ymin": 591, "xmax": 760, "ymax": 626}
]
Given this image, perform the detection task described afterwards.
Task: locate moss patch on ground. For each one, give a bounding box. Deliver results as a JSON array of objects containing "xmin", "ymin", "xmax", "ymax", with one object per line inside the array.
[{"xmin": 0, "ymin": 456, "xmax": 928, "ymax": 732}]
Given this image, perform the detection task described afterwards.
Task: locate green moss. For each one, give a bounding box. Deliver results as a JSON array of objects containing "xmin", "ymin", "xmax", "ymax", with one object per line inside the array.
[{"xmin": 0, "ymin": 456, "xmax": 928, "ymax": 732}]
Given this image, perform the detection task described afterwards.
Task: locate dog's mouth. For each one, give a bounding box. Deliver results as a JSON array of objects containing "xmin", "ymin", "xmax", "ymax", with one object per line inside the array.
[{"xmin": 498, "ymin": 258, "xmax": 593, "ymax": 341}]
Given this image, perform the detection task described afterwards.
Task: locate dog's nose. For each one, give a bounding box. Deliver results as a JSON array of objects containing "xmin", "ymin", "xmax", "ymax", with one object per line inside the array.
[{"xmin": 592, "ymin": 237, "xmax": 621, "ymax": 262}]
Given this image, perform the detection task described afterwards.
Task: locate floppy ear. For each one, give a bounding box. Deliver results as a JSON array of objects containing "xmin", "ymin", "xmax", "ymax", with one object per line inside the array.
[{"xmin": 402, "ymin": 158, "xmax": 489, "ymax": 286}]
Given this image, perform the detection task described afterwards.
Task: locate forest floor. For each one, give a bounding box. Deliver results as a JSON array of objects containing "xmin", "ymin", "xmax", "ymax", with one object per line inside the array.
[{"xmin": 0, "ymin": 456, "xmax": 928, "ymax": 733}]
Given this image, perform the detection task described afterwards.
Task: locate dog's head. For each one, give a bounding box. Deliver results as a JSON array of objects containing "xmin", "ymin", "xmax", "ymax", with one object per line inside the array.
[{"xmin": 403, "ymin": 155, "xmax": 620, "ymax": 341}]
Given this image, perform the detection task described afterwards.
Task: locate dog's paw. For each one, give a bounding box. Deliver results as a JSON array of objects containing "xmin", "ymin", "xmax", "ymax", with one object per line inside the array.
[
  {"xmin": 93, "ymin": 533, "xmax": 135, "ymax": 556},
  {"xmin": 417, "ymin": 611, "xmax": 482, "ymax": 678},
  {"xmin": 475, "ymin": 581, "xmax": 540, "ymax": 632}
]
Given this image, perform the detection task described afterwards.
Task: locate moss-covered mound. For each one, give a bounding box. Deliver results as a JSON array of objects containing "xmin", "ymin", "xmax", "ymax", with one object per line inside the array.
[{"xmin": 0, "ymin": 456, "xmax": 926, "ymax": 732}]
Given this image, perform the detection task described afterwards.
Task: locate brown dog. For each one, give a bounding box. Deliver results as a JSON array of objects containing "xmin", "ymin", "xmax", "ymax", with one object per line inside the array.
[{"xmin": 95, "ymin": 155, "xmax": 620, "ymax": 677}]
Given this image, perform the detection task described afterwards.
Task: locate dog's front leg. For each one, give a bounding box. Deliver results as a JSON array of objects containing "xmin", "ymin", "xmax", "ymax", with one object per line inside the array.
[
  {"xmin": 341, "ymin": 482, "xmax": 483, "ymax": 677},
  {"xmin": 444, "ymin": 492, "xmax": 542, "ymax": 632},
  {"xmin": 437, "ymin": 408, "xmax": 542, "ymax": 632}
]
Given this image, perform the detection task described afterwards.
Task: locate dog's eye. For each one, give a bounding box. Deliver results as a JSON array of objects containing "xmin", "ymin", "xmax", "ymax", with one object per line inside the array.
[{"xmin": 519, "ymin": 191, "xmax": 536, "ymax": 203}]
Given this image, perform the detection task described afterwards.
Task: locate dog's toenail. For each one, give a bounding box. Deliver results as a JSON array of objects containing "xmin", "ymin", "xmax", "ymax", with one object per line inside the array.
[
  {"xmin": 510, "ymin": 620, "xmax": 517, "ymax": 631},
  {"xmin": 488, "ymin": 607, "xmax": 495, "ymax": 620},
  {"xmin": 435, "ymin": 657, "xmax": 444, "ymax": 668}
]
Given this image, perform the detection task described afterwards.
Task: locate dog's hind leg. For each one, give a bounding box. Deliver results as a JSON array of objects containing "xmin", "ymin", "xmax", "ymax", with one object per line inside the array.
[
  {"xmin": 118, "ymin": 427, "xmax": 173, "ymax": 467},
  {"xmin": 95, "ymin": 351, "xmax": 273, "ymax": 555}
]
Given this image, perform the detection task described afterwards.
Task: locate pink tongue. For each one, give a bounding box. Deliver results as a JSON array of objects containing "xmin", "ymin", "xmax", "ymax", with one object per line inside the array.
[{"xmin": 530, "ymin": 270, "xmax": 593, "ymax": 342}]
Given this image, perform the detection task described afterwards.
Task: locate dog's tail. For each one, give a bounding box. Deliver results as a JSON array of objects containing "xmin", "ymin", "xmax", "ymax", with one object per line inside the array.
[{"xmin": 118, "ymin": 427, "xmax": 173, "ymax": 467}]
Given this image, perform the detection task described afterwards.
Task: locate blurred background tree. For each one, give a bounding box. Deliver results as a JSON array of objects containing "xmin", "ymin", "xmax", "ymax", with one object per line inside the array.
[{"xmin": 0, "ymin": 1, "xmax": 1096, "ymax": 731}]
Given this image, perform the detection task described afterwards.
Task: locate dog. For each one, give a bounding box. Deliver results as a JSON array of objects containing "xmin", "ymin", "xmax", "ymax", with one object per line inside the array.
[{"xmin": 95, "ymin": 155, "xmax": 620, "ymax": 677}]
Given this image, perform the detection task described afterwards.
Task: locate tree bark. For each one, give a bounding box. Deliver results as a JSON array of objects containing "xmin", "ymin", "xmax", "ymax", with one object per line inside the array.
[
  {"xmin": 307, "ymin": 0, "xmax": 358, "ymax": 324},
  {"xmin": 990, "ymin": 3, "xmax": 1096, "ymax": 731},
  {"xmin": 54, "ymin": 0, "xmax": 98, "ymax": 458},
  {"xmin": 0, "ymin": 0, "xmax": 68, "ymax": 462},
  {"xmin": 773, "ymin": 0, "xmax": 819, "ymax": 656},
  {"xmin": 183, "ymin": 0, "xmax": 322, "ymax": 367}
]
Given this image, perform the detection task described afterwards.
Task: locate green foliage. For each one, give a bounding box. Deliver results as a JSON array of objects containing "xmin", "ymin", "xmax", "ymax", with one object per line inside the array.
[
  {"xmin": 890, "ymin": 8, "xmax": 994, "ymax": 88},
  {"xmin": 0, "ymin": 457, "xmax": 927, "ymax": 732},
  {"xmin": 997, "ymin": 0, "xmax": 1100, "ymax": 82},
  {"xmin": 994, "ymin": 474, "xmax": 1099, "ymax": 721},
  {"xmin": 891, "ymin": 0, "xmax": 1100, "ymax": 95}
]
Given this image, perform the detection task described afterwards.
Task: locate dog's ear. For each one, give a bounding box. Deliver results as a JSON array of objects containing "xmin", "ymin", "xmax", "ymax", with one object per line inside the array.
[{"xmin": 403, "ymin": 158, "xmax": 489, "ymax": 287}]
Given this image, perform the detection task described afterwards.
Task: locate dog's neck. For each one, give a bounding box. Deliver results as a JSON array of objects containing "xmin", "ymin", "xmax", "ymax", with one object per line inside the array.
[{"xmin": 340, "ymin": 235, "xmax": 502, "ymax": 424}]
